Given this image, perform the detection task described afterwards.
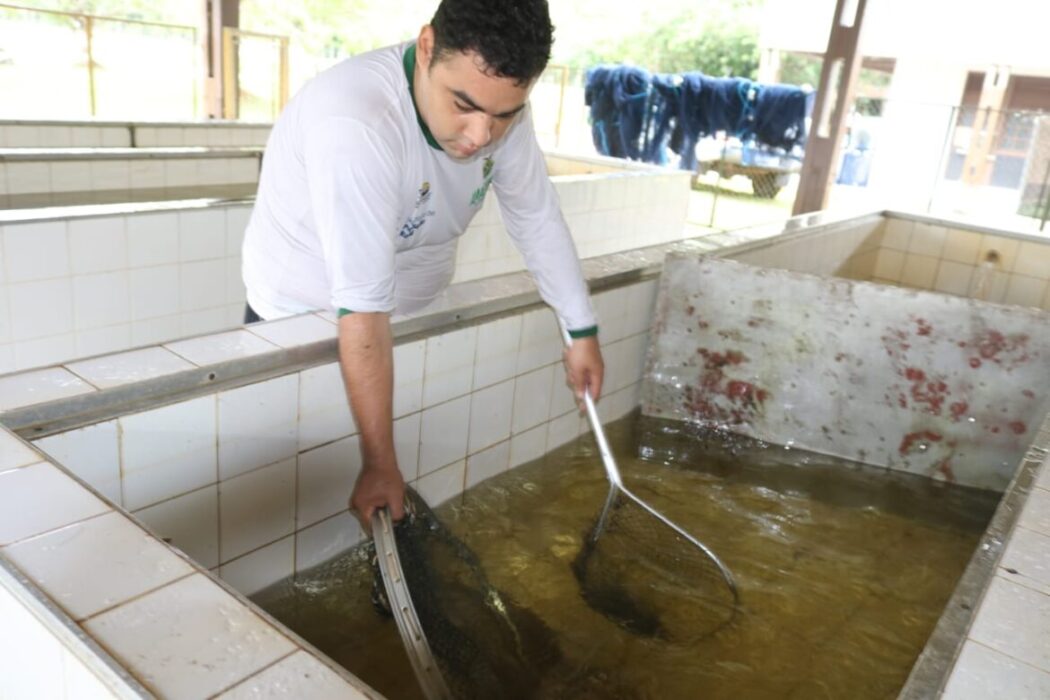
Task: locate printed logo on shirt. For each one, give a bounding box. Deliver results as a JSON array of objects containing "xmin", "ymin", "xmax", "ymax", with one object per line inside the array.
[
  {"xmin": 470, "ymin": 156, "xmax": 495, "ymax": 207},
  {"xmin": 400, "ymin": 180, "xmax": 436, "ymax": 239}
]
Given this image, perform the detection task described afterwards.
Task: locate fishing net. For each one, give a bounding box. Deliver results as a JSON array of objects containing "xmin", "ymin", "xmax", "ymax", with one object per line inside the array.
[
  {"xmin": 371, "ymin": 487, "xmax": 559, "ymax": 700},
  {"xmin": 572, "ymin": 482, "xmax": 739, "ymax": 642}
]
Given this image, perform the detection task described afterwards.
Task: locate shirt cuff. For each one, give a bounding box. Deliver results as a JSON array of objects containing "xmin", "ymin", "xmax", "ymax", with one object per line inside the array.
[{"xmin": 568, "ymin": 325, "xmax": 598, "ymax": 339}]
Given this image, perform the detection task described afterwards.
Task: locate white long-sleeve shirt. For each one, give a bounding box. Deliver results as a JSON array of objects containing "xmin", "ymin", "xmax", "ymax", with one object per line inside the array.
[{"xmin": 242, "ymin": 42, "xmax": 597, "ymax": 333}]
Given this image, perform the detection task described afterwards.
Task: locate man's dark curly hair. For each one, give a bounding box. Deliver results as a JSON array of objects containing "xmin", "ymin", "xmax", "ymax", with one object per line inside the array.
[{"xmin": 429, "ymin": 0, "xmax": 554, "ymax": 85}]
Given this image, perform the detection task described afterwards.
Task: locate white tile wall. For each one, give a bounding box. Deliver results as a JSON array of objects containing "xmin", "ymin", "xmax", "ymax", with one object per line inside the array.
[
  {"xmin": 512, "ymin": 365, "xmax": 555, "ymax": 435},
  {"xmin": 422, "ymin": 325, "xmax": 477, "ymax": 408},
  {"xmin": 218, "ymin": 536, "xmax": 294, "ymax": 597},
  {"xmin": 298, "ymin": 362, "xmax": 355, "ymax": 452},
  {"xmin": 35, "ymin": 421, "xmax": 121, "ymax": 504},
  {"xmin": 10, "ymin": 278, "xmax": 75, "ymax": 340},
  {"xmin": 120, "ymin": 396, "xmax": 217, "ymax": 511},
  {"xmin": 297, "ymin": 436, "xmax": 361, "ymax": 528},
  {"xmin": 133, "ymin": 485, "xmax": 219, "ymax": 569},
  {"xmin": 415, "ymin": 459, "xmax": 465, "ymax": 508},
  {"xmin": 418, "ymin": 395, "xmax": 471, "ymax": 475},
  {"xmin": 3, "ymin": 220, "xmax": 69, "ymax": 283},
  {"xmin": 68, "ymin": 218, "xmax": 127, "ymax": 275},
  {"xmin": 219, "ymin": 458, "xmax": 296, "ymax": 562},
  {"xmin": 394, "ymin": 412, "xmax": 422, "ymax": 481},
  {"xmin": 472, "ymin": 315, "xmax": 522, "ymax": 389},
  {"xmin": 295, "ymin": 511, "xmax": 362, "ymax": 572},
  {"xmin": 393, "ymin": 339, "xmax": 425, "ymax": 417},
  {"xmin": 218, "ymin": 375, "xmax": 298, "ymax": 480},
  {"xmin": 516, "ymin": 308, "xmax": 561, "ymax": 374},
  {"xmin": 510, "ymin": 423, "xmax": 547, "ymax": 469},
  {"xmin": 0, "ymin": 204, "xmax": 249, "ymax": 372},
  {"xmin": 467, "ymin": 379, "xmax": 514, "ymax": 455},
  {"xmin": 466, "ymin": 440, "xmax": 510, "ymax": 489},
  {"xmin": 11, "ymin": 334, "xmax": 76, "ymax": 372},
  {"xmin": 127, "ymin": 213, "xmax": 179, "ymax": 267},
  {"xmin": 134, "ymin": 262, "xmax": 181, "ymax": 323},
  {"xmin": 73, "ymin": 272, "xmax": 131, "ymax": 330}
]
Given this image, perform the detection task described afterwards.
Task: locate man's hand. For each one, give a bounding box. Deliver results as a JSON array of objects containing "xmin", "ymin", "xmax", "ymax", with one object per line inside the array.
[
  {"xmin": 350, "ymin": 464, "xmax": 405, "ymax": 528},
  {"xmin": 563, "ymin": 335, "xmax": 604, "ymax": 409}
]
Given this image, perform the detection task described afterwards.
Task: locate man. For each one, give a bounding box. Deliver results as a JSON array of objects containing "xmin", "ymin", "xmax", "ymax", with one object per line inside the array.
[{"xmin": 242, "ymin": 0, "xmax": 603, "ymax": 527}]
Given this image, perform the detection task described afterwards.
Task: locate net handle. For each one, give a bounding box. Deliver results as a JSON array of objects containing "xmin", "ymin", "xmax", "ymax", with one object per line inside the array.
[{"xmin": 559, "ymin": 324, "xmax": 623, "ymax": 489}]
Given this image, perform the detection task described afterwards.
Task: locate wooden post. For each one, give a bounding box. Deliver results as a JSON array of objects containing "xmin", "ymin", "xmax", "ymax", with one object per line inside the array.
[
  {"xmin": 84, "ymin": 15, "xmax": 97, "ymax": 116},
  {"xmin": 792, "ymin": 0, "xmax": 869, "ymax": 215},
  {"xmin": 202, "ymin": 0, "xmax": 240, "ymax": 119},
  {"xmin": 961, "ymin": 66, "xmax": 1011, "ymax": 186},
  {"xmin": 222, "ymin": 28, "xmax": 239, "ymax": 120},
  {"xmin": 278, "ymin": 36, "xmax": 290, "ymax": 117}
]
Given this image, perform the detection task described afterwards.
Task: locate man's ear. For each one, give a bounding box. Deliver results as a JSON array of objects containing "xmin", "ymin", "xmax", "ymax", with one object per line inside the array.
[{"xmin": 417, "ymin": 25, "xmax": 435, "ymax": 68}]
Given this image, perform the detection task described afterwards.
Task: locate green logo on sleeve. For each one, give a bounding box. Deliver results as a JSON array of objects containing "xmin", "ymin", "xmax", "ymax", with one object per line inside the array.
[{"xmin": 470, "ymin": 156, "xmax": 495, "ymax": 207}]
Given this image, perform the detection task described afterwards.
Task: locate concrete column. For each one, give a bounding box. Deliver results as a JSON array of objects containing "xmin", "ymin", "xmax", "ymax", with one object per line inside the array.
[{"xmin": 865, "ymin": 58, "xmax": 968, "ymax": 211}]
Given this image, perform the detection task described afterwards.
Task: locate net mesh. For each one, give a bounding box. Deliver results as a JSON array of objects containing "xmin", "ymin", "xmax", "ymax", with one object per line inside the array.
[
  {"xmin": 372, "ymin": 488, "xmax": 560, "ymax": 699},
  {"xmin": 572, "ymin": 485, "xmax": 738, "ymax": 642}
]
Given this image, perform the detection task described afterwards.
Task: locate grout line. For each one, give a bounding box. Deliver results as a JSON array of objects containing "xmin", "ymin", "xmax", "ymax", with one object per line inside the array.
[
  {"xmin": 1, "ymin": 507, "xmax": 113, "ymax": 549},
  {"xmin": 966, "ymin": 638, "xmax": 1050, "ymax": 678},
  {"xmin": 205, "ymin": 649, "xmax": 299, "ymax": 699},
  {"xmin": 78, "ymin": 570, "xmax": 196, "ymax": 624},
  {"xmin": 993, "ymin": 569, "xmax": 1050, "ymax": 598}
]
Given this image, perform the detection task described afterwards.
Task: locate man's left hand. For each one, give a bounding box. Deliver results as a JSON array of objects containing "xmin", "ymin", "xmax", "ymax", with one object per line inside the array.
[{"xmin": 563, "ymin": 335, "xmax": 604, "ymax": 409}]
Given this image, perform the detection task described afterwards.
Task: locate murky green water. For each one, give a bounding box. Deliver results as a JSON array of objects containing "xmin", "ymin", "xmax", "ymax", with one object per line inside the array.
[{"xmin": 253, "ymin": 415, "xmax": 998, "ymax": 699}]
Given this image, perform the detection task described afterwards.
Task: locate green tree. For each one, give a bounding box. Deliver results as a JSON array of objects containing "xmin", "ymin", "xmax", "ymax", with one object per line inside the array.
[{"xmin": 571, "ymin": 1, "xmax": 761, "ymax": 78}]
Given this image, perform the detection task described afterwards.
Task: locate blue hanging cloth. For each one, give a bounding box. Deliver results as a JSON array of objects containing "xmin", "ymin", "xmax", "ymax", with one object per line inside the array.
[{"xmin": 584, "ymin": 65, "xmax": 812, "ymax": 170}]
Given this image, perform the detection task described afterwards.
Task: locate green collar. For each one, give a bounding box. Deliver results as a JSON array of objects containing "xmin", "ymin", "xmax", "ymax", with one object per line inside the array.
[{"xmin": 403, "ymin": 43, "xmax": 443, "ymax": 151}]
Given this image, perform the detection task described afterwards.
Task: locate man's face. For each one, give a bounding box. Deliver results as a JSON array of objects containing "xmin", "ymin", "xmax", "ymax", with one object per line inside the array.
[{"xmin": 415, "ymin": 27, "xmax": 532, "ymax": 160}]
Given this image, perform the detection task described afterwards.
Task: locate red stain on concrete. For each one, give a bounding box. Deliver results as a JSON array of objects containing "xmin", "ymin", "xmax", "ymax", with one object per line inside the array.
[
  {"xmin": 969, "ymin": 358, "xmax": 982, "ymax": 369},
  {"xmin": 974, "ymin": 329, "xmax": 1031, "ymax": 368},
  {"xmin": 1009, "ymin": 421, "xmax": 1027, "ymax": 435},
  {"xmin": 683, "ymin": 348, "xmax": 770, "ymax": 426},
  {"xmin": 697, "ymin": 349, "xmax": 747, "ymax": 369},
  {"xmin": 1023, "ymin": 390, "xmax": 1036, "ymax": 399},
  {"xmin": 949, "ymin": 401, "xmax": 969, "ymax": 422},
  {"xmin": 725, "ymin": 380, "xmax": 769, "ymax": 406},
  {"xmin": 899, "ymin": 430, "xmax": 943, "ymax": 455},
  {"xmin": 915, "ymin": 318, "xmax": 933, "ymax": 336},
  {"xmin": 902, "ymin": 367, "xmax": 950, "ymax": 415}
]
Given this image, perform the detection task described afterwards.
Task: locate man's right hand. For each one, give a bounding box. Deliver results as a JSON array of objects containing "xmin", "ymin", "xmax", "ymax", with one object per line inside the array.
[{"xmin": 349, "ymin": 464, "xmax": 406, "ymax": 529}]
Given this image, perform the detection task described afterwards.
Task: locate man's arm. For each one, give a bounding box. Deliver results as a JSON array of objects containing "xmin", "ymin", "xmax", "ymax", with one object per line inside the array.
[
  {"xmin": 339, "ymin": 312, "xmax": 406, "ymax": 527},
  {"xmin": 490, "ymin": 106, "xmax": 604, "ymax": 403}
]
